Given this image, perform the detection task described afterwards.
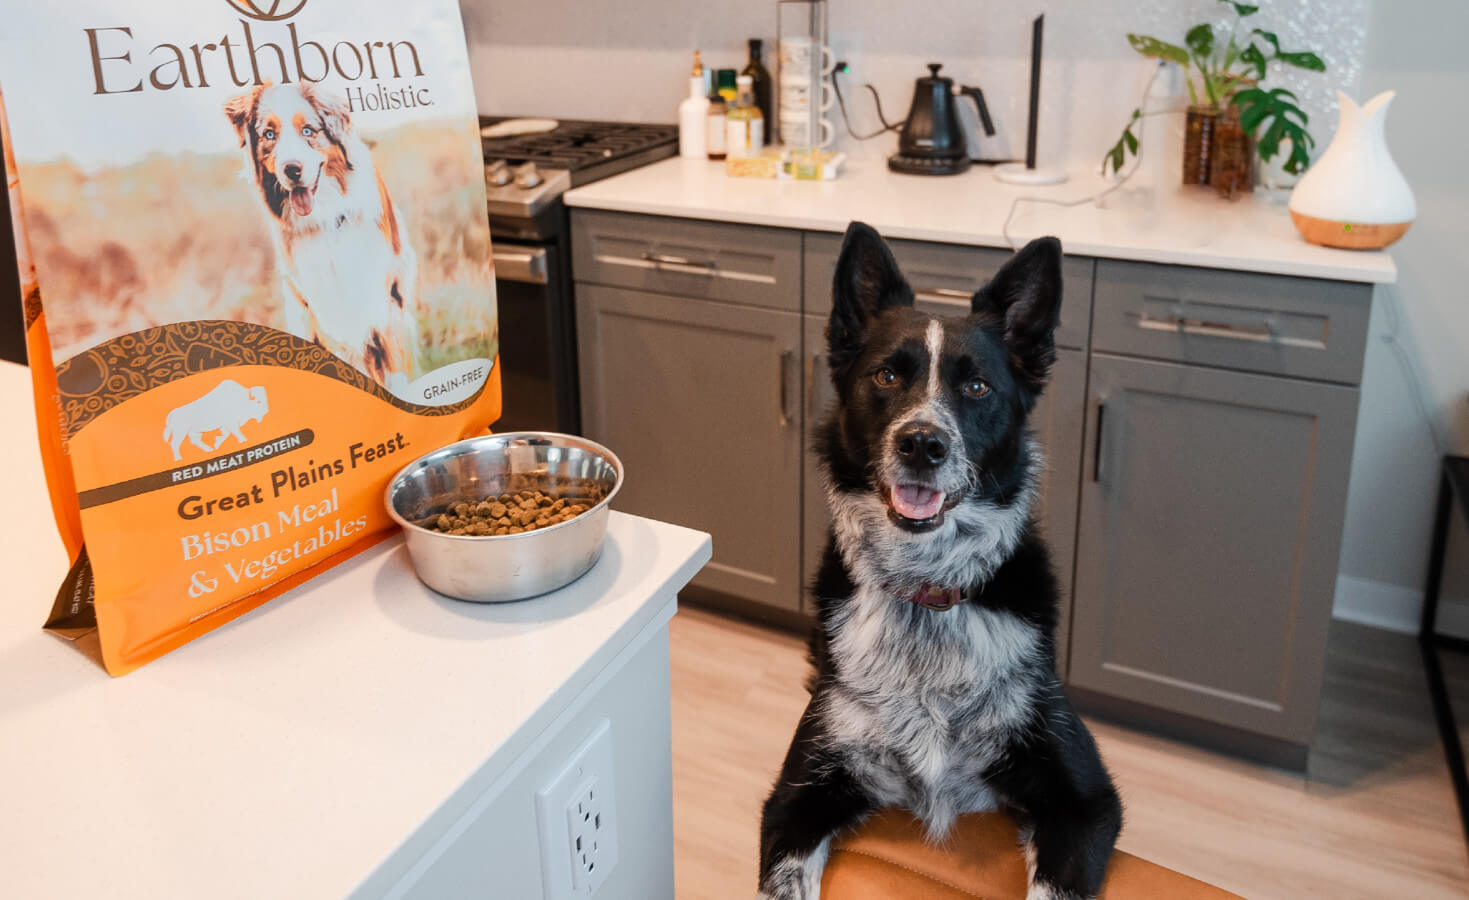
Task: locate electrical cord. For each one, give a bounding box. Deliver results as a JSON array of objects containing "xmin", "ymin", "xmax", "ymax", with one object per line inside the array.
[
  {"xmin": 1000, "ymin": 61, "xmax": 1165, "ymax": 249},
  {"xmin": 831, "ymin": 62, "xmax": 901, "ymax": 140}
]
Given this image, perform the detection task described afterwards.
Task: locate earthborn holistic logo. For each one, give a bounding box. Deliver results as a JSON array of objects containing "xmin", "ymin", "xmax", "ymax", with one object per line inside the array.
[{"xmin": 83, "ymin": 0, "xmax": 434, "ymax": 112}]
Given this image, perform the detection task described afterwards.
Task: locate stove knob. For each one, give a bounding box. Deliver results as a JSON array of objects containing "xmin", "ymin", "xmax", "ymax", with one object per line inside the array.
[
  {"xmin": 487, "ymin": 160, "xmax": 513, "ymax": 186},
  {"xmin": 515, "ymin": 163, "xmax": 544, "ymax": 189}
]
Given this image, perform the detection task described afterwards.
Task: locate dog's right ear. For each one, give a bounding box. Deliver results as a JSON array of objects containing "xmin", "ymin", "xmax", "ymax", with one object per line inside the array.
[
  {"xmin": 223, "ymin": 84, "xmax": 266, "ymax": 147},
  {"xmin": 828, "ymin": 221, "xmax": 912, "ymax": 372}
]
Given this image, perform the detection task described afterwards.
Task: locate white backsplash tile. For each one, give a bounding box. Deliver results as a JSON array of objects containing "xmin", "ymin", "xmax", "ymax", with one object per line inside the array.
[{"xmin": 461, "ymin": 0, "xmax": 1368, "ymax": 172}]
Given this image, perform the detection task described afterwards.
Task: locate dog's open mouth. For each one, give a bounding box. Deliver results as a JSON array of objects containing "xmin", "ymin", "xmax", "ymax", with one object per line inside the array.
[
  {"xmin": 883, "ymin": 482, "xmax": 949, "ymax": 531},
  {"xmin": 287, "ymin": 167, "xmax": 322, "ymax": 217}
]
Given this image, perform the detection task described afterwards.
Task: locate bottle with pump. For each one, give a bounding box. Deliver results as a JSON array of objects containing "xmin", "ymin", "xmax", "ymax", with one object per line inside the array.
[
  {"xmin": 679, "ymin": 50, "xmax": 710, "ymax": 159},
  {"xmin": 740, "ymin": 39, "xmax": 772, "ymax": 145},
  {"xmin": 725, "ymin": 74, "xmax": 765, "ymax": 159}
]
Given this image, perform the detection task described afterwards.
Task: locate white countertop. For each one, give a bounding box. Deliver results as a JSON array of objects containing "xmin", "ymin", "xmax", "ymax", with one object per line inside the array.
[
  {"xmin": 564, "ymin": 156, "xmax": 1396, "ymax": 284},
  {"xmin": 0, "ymin": 362, "xmax": 712, "ymax": 898}
]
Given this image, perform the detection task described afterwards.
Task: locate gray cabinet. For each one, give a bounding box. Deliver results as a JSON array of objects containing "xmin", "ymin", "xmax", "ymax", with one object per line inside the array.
[
  {"xmin": 1069, "ymin": 353, "xmax": 1360, "ymax": 745},
  {"xmin": 571, "ymin": 208, "xmax": 1377, "ymax": 764},
  {"xmin": 1036, "ymin": 348, "xmax": 1086, "ymax": 677},
  {"xmin": 801, "ymin": 315, "xmax": 833, "ymax": 615},
  {"xmin": 577, "ymin": 283, "xmax": 804, "ymax": 611}
]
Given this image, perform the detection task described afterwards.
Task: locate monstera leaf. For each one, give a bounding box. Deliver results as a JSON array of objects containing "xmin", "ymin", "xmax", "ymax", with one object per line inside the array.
[
  {"xmin": 1128, "ymin": 34, "xmax": 1189, "ymax": 66},
  {"xmin": 1233, "ymin": 87, "xmax": 1314, "ymax": 174}
]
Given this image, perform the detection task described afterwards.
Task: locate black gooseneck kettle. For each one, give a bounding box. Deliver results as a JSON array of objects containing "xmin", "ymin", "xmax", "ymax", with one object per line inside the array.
[{"xmin": 889, "ymin": 63, "xmax": 995, "ymax": 175}]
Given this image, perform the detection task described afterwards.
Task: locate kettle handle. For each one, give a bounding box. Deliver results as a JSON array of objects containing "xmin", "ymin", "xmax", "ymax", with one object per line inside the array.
[{"xmin": 960, "ymin": 86, "xmax": 996, "ymax": 137}]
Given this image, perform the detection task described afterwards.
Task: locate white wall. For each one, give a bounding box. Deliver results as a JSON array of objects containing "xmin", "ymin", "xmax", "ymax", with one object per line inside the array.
[
  {"xmin": 461, "ymin": 0, "xmax": 1464, "ymax": 632},
  {"xmin": 1334, "ymin": 0, "xmax": 1469, "ymax": 633}
]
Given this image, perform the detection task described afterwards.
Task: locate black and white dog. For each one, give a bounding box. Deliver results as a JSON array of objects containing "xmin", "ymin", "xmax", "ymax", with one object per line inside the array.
[{"xmin": 758, "ymin": 223, "xmax": 1122, "ymax": 900}]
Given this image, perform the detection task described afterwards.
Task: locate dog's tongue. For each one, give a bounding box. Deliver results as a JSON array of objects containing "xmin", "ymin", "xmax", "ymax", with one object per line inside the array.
[
  {"xmin": 892, "ymin": 484, "xmax": 945, "ymax": 521},
  {"xmin": 290, "ymin": 186, "xmax": 314, "ymax": 217}
]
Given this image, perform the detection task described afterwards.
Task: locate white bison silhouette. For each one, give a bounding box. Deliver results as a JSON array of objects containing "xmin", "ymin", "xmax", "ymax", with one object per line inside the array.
[{"xmin": 163, "ymin": 379, "xmax": 270, "ymax": 461}]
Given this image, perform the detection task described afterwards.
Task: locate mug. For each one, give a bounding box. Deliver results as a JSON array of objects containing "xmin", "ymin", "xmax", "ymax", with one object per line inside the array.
[
  {"xmin": 779, "ymin": 80, "xmax": 834, "ymax": 113},
  {"xmin": 780, "ymin": 115, "xmax": 835, "ymax": 149},
  {"xmin": 778, "ymin": 38, "xmax": 835, "ymax": 78}
]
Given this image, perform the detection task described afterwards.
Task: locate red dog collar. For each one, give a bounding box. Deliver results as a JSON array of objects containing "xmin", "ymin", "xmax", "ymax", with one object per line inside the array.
[{"xmin": 908, "ymin": 583, "xmax": 962, "ymax": 611}]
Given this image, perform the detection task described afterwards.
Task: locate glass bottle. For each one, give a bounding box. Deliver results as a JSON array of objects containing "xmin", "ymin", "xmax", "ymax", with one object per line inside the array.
[
  {"xmin": 741, "ymin": 39, "xmax": 773, "ymax": 145},
  {"xmin": 705, "ymin": 87, "xmax": 728, "ymax": 161},
  {"xmin": 725, "ymin": 75, "xmax": 765, "ymax": 159}
]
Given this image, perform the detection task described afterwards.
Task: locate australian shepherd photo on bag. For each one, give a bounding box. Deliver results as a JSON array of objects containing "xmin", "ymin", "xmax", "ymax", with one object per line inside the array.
[
  {"xmin": 759, "ymin": 223, "xmax": 1122, "ymax": 900},
  {"xmin": 225, "ymin": 81, "xmax": 419, "ymax": 395}
]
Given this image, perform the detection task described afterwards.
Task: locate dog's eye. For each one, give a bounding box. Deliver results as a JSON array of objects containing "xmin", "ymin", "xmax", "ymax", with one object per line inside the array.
[
  {"xmin": 873, "ymin": 367, "xmax": 898, "ymax": 387},
  {"xmin": 302, "ymin": 125, "xmax": 314, "ymax": 136},
  {"xmin": 262, "ymin": 128, "xmax": 276, "ymax": 140},
  {"xmin": 963, "ymin": 378, "xmax": 991, "ymax": 399}
]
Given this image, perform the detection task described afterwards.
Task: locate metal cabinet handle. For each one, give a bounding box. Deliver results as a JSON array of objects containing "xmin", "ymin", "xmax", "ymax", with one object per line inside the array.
[
  {"xmin": 1126, "ymin": 310, "xmax": 1276, "ymax": 343},
  {"xmin": 915, "ymin": 287, "xmax": 975, "ymax": 310},
  {"xmin": 778, "ymin": 350, "xmax": 796, "ymax": 427},
  {"xmin": 1092, "ymin": 402, "xmax": 1107, "ymax": 482},
  {"xmin": 641, "ymin": 251, "xmax": 717, "ymax": 273},
  {"xmin": 492, "ymin": 247, "xmax": 548, "ymax": 284}
]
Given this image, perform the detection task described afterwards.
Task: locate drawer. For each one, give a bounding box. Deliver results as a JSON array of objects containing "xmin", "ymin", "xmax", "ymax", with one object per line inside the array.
[
  {"xmin": 571, "ymin": 209, "xmax": 801, "ymax": 311},
  {"xmin": 803, "ymin": 231, "xmax": 1094, "ymax": 350},
  {"xmin": 1092, "ymin": 260, "xmax": 1372, "ymax": 384}
]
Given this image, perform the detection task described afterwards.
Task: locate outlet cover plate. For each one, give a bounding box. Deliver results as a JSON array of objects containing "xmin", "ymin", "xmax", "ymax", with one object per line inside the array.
[{"xmin": 536, "ymin": 719, "xmax": 619, "ymax": 899}]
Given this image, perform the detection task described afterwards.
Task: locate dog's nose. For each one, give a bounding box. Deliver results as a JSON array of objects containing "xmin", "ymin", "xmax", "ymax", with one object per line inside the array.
[
  {"xmin": 282, "ymin": 162, "xmax": 303, "ymax": 182},
  {"xmin": 895, "ymin": 422, "xmax": 949, "ymax": 468}
]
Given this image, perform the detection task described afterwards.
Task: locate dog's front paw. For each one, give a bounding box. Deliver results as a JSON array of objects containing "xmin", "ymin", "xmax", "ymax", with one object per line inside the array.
[
  {"xmin": 1026, "ymin": 882, "xmax": 1091, "ymax": 900},
  {"xmin": 758, "ymin": 847, "xmax": 828, "ymax": 900}
]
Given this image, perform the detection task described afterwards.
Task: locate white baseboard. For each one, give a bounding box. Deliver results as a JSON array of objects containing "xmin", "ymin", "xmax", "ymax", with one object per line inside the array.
[{"xmin": 1331, "ymin": 575, "xmax": 1422, "ymax": 634}]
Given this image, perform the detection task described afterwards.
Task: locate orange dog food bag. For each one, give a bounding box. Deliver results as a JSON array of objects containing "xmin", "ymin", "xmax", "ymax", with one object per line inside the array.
[{"xmin": 0, "ymin": 0, "xmax": 500, "ymax": 674}]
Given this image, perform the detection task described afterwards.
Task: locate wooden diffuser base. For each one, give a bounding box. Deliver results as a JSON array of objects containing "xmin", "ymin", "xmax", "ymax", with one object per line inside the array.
[{"xmin": 1290, "ymin": 210, "xmax": 1412, "ymax": 250}]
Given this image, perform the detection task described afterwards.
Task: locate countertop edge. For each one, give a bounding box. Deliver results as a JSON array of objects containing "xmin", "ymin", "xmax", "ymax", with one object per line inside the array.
[{"xmin": 563, "ymin": 190, "xmax": 1399, "ymax": 286}]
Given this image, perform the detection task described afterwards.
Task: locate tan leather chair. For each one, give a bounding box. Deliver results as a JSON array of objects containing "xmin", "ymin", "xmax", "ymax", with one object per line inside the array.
[{"xmin": 822, "ymin": 809, "xmax": 1242, "ymax": 899}]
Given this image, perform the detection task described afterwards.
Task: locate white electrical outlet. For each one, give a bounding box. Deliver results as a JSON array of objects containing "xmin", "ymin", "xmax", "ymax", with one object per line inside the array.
[{"xmin": 536, "ymin": 719, "xmax": 619, "ymax": 900}]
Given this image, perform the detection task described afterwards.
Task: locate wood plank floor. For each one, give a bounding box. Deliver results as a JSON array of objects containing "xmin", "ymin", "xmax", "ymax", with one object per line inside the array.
[{"xmin": 669, "ymin": 606, "xmax": 1469, "ymax": 899}]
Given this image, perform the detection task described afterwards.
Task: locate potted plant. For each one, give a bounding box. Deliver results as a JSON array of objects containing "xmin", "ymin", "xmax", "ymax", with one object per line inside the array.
[{"xmin": 1103, "ymin": 1, "xmax": 1325, "ymax": 197}]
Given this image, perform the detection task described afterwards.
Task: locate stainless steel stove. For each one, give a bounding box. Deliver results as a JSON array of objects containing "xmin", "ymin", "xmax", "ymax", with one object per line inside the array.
[{"xmin": 479, "ymin": 118, "xmax": 678, "ymax": 433}]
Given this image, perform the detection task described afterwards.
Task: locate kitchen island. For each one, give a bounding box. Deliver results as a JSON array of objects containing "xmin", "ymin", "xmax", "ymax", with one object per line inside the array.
[
  {"xmin": 0, "ymin": 362, "xmax": 712, "ymax": 898},
  {"xmin": 563, "ymin": 156, "xmax": 1390, "ymax": 768}
]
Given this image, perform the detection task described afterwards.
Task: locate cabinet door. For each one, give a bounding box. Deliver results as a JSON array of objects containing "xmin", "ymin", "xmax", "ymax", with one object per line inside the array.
[
  {"xmin": 1034, "ymin": 348, "xmax": 1086, "ymax": 677},
  {"xmin": 578, "ymin": 284, "xmax": 803, "ymax": 610},
  {"xmin": 802, "ymin": 315, "xmax": 833, "ymax": 614},
  {"xmin": 1070, "ymin": 354, "xmax": 1359, "ymax": 743},
  {"xmin": 799, "ymin": 313, "xmax": 1085, "ymax": 665}
]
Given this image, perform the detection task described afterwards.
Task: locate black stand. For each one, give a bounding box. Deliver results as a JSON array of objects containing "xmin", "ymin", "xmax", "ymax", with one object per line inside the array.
[{"xmin": 1420, "ymin": 455, "xmax": 1469, "ymax": 850}]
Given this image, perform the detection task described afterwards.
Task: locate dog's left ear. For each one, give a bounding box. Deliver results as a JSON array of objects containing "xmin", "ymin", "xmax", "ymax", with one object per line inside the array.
[
  {"xmin": 828, "ymin": 222, "xmax": 913, "ymax": 375},
  {"xmin": 304, "ymin": 84, "xmax": 353, "ymax": 147},
  {"xmin": 223, "ymin": 84, "xmax": 266, "ymax": 147},
  {"xmin": 972, "ymin": 236, "xmax": 1063, "ymax": 389}
]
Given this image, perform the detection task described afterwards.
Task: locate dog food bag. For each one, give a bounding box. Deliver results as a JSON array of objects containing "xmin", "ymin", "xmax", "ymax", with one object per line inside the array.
[{"xmin": 0, "ymin": 0, "xmax": 500, "ymax": 675}]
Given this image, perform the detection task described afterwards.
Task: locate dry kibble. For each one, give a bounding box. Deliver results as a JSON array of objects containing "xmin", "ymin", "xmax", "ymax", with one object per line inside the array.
[{"xmin": 422, "ymin": 475, "xmax": 609, "ymax": 536}]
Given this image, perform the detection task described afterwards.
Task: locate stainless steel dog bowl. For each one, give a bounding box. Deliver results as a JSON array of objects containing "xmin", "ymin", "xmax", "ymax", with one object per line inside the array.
[{"xmin": 385, "ymin": 433, "xmax": 623, "ymax": 602}]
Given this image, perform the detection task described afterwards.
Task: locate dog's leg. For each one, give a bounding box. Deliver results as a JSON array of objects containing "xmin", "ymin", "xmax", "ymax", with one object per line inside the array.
[
  {"xmin": 758, "ymin": 696, "xmax": 873, "ymax": 900},
  {"xmin": 992, "ymin": 694, "xmax": 1123, "ymax": 900}
]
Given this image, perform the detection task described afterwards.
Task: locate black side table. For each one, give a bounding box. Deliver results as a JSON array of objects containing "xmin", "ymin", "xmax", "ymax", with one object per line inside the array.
[{"xmin": 1421, "ymin": 455, "xmax": 1469, "ymax": 848}]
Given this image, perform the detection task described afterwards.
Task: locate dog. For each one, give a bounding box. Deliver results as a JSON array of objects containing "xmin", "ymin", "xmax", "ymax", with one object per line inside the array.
[
  {"xmin": 758, "ymin": 223, "xmax": 1122, "ymax": 900},
  {"xmin": 225, "ymin": 82, "xmax": 419, "ymax": 395}
]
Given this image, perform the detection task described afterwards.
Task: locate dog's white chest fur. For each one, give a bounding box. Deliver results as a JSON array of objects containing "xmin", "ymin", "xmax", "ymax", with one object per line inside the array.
[{"xmin": 823, "ymin": 584, "xmax": 1044, "ymax": 836}]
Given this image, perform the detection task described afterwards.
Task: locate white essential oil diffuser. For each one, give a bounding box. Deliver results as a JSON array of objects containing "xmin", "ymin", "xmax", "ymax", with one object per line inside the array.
[{"xmin": 1289, "ymin": 91, "xmax": 1415, "ymax": 250}]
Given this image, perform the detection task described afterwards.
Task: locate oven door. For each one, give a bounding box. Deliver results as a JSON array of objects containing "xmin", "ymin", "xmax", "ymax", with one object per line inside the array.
[{"xmin": 492, "ymin": 241, "xmax": 579, "ymax": 434}]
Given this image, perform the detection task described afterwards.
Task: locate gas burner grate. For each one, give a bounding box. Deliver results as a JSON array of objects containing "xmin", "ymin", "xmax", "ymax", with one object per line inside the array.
[{"xmin": 480, "ymin": 117, "xmax": 678, "ymax": 183}]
